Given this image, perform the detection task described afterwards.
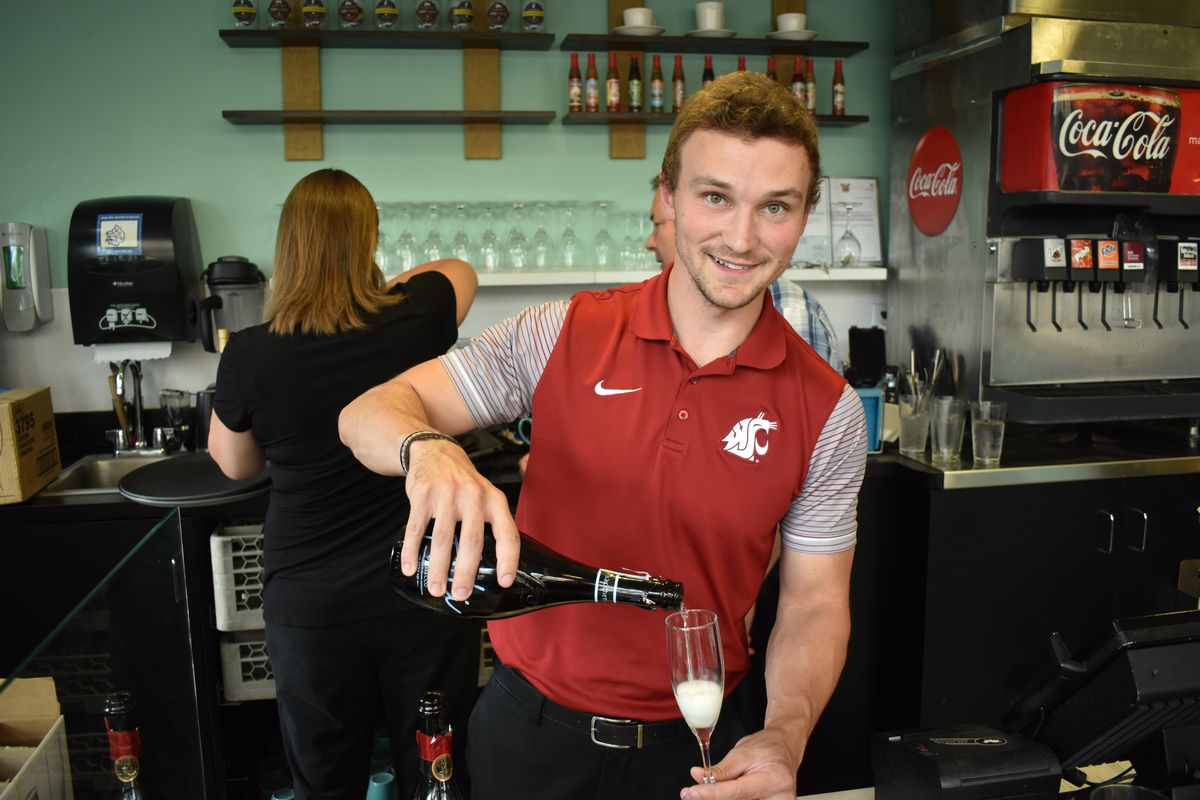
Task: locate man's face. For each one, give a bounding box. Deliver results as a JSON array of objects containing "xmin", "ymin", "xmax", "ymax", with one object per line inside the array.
[
  {"xmin": 646, "ymin": 190, "xmax": 676, "ymax": 267},
  {"xmin": 663, "ymin": 130, "xmax": 811, "ymax": 313}
]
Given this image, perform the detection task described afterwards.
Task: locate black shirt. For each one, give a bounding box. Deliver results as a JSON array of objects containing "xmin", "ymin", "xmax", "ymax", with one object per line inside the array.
[{"xmin": 214, "ymin": 272, "xmax": 458, "ymax": 626}]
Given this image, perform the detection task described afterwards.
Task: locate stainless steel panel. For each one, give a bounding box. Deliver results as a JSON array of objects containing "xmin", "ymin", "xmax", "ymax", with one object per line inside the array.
[
  {"xmin": 1027, "ymin": 17, "xmax": 1200, "ymax": 77},
  {"xmin": 1012, "ymin": 0, "xmax": 1200, "ymax": 28},
  {"xmin": 900, "ymin": 452, "xmax": 1200, "ymax": 489}
]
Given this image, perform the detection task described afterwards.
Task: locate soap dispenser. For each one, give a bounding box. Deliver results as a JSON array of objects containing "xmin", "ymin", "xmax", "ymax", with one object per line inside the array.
[{"xmin": 0, "ymin": 222, "xmax": 52, "ymax": 332}]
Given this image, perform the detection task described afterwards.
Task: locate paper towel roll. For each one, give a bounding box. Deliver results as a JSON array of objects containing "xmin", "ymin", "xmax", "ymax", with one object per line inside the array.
[{"xmin": 91, "ymin": 341, "xmax": 172, "ymax": 364}]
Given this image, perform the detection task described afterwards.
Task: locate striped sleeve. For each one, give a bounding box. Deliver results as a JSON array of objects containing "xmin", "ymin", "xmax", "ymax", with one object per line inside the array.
[
  {"xmin": 781, "ymin": 384, "xmax": 868, "ymax": 553},
  {"xmin": 437, "ymin": 300, "xmax": 569, "ymax": 428}
]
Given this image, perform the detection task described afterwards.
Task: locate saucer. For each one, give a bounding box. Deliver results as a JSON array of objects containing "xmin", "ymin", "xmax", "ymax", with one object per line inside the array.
[
  {"xmin": 612, "ymin": 24, "xmax": 665, "ymax": 36},
  {"xmin": 766, "ymin": 29, "xmax": 818, "ymax": 41},
  {"xmin": 685, "ymin": 28, "xmax": 736, "ymax": 38}
]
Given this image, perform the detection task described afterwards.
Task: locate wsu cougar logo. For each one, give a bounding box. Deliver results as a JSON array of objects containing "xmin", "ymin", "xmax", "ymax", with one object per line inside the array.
[{"xmin": 722, "ymin": 412, "xmax": 778, "ymax": 463}]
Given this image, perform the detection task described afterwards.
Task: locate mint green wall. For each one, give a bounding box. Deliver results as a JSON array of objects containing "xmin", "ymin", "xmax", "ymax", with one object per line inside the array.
[{"xmin": 0, "ymin": 0, "xmax": 894, "ymax": 287}]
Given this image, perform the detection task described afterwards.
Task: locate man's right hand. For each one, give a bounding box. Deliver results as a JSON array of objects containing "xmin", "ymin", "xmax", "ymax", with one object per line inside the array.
[{"xmin": 400, "ymin": 435, "xmax": 521, "ymax": 600}]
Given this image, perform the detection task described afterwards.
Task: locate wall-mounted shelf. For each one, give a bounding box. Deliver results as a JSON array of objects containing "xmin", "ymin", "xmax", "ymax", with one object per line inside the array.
[
  {"xmin": 224, "ymin": 110, "xmax": 556, "ymax": 125},
  {"xmin": 562, "ymin": 112, "xmax": 868, "ymax": 126},
  {"xmin": 219, "ymin": 28, "xmax": 554, "ymax": 50},
  {"xmin": 475, "ymin": 266, "xmax": 887, "ymax": 287},
  {"xmin": 559, "ymin": 34, "xmax": 869, "ymax": 58},
  {"xmin": 219, "ymin": 27, "xmax": 555, "ymax": 160}
]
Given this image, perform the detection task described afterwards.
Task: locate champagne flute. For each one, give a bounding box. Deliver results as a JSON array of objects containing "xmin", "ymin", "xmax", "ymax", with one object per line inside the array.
[{"xmin": 665, "ymin": 609, "xmax": 724, "ymax": 786}]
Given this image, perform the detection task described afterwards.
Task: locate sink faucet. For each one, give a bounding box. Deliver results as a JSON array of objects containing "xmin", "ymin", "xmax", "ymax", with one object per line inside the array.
[{"xmin": 112, "ymin": 359, "xmax": 149, "ymax": 454}]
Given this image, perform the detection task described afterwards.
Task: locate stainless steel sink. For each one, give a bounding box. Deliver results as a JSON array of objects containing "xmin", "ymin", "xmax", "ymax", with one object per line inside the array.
[{"xmin": 39, "ymin": 453, "xmax": 177, "ymax": 497}]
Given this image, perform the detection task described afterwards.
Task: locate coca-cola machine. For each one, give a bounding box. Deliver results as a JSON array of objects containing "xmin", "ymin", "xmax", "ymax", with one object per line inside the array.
[{"xmin": 889, "ymin": 2, "xmax": 1200, "ymax": 423}]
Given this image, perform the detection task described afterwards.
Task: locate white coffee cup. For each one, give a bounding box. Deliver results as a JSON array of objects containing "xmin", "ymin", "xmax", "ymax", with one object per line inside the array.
[
  {"xmin": 623, "ymin": 7, "xmax": 654, "ymax": 27},
  {"xmin": 776, "ymin": 12, "xmax": 807, "ymax": 32},
  {"xmin": 695, "ymin": 1, "xmax": 725, "ymax": 31}
]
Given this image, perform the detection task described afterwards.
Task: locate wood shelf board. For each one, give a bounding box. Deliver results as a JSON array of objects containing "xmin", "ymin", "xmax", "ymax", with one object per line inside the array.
[
  {"xmin": 564, "ymin": 112, "xmax": 868, "ymax": 126},
  {"xmin": 223, "ymin": 110, "xmax": 556, "ymax": 124},
  {"xmin": 220, "ymin": 28, "xmax": 555, "ymax": 50},
  {"xmin": 559, "ymin": 33, "xmax": 868, "ymax": 58}
]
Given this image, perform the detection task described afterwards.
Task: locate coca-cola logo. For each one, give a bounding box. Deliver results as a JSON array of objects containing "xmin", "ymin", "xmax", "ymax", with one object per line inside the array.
[
  {"xmin": 1058, "ymin": 108, "xmax": 1176, "ymax": 162},
  {"xmin": 907, "ymin": 126, "xmax": 963, "ymax": 236}
]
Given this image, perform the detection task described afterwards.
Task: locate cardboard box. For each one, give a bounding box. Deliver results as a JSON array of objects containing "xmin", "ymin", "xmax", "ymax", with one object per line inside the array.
[
  {"xmin": 0, "ymin": 677, "xmax": 73, "ymax": 799},
  {"xmin": 0, "ymin": 387, "xmax": 61, "ymax": 505}
]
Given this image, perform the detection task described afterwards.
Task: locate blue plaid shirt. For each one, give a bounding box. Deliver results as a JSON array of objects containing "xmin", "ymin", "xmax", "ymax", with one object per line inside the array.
[{"xmin": 770, "ymin": 278, "xmax": 841, "ymax": 372}]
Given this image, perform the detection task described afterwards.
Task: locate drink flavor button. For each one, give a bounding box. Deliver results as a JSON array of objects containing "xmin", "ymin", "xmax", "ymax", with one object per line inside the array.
[
  {"xmin": 1180, "ymin": 241, "xmax": 1199, "ymax": 270},
  {"xmin": 1070, "ymin": 239, "xmax": 1094, "ymax": 280},
  {"xmin": 1121, "ymin": 241, "xmax": 1145, "ymax": 270},
  {"xmin": 1043, "ymin": 238, "xmax": 1066, "ymax": 268},
  {"xmin": 1098, "ymin": 240, "xmax": 1119, "ymax": 270}
]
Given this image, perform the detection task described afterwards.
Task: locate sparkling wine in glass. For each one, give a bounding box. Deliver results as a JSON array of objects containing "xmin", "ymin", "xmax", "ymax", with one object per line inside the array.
[{"xmin": 665, "ymin": 609, "xmax": 724, "ymax": 786}]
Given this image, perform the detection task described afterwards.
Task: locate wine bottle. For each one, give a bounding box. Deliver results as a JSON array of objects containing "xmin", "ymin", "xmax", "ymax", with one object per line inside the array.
[
  {"xmin": 567, "ymin": 52, "xmax": 582, "ymax": 112},
  {"xmin": 649, "ymin": 54, "xmax": 665, "ymax": 112},
  {"xmin": 701, "ymin": 54, "xmax": 715, "ymax": 88},
  {"xmin": 585, "ymin": 52, "xmax": 600, "ymax": 112},
  {"xmin": 790, "ymin": 55, "xmax": 805, "ymax": 105},
  {"xmin": 832, "ymin": 58, "xmax": 846, "ymax": 116},
  {"xmin": 104, "ymin": 691, "xmax": 145, "ymax": 799},
  {"xmin": 605, "ymin": 52, "xmax": 621, "ymax": 112},
  {"xmin": 672, "ymin": 54, "xmax": 685, "ymax": 112},
  {"xmin": 390, "ymin": 523, "xmax": 684, "ymax": 619},
  {"xmin": 628, "ymin": 54, "xmax": 643, "ymax": 112},
  {"xmin": 411, "ymin": 691, "xmax": 464, "ymax": 800}
]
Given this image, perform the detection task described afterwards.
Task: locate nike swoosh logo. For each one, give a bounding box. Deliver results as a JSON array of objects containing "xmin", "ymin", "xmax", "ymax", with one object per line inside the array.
[{"xmin": 594, "ymin": 380, "xmax": 642, "ymax": 396}]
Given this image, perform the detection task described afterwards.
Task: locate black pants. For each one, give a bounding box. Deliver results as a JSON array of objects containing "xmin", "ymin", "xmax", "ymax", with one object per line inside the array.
[
  {"xmin": 266, "ymin": 610, "xmax": 480, "ymax": 800},
  {"xmin": 467, "ymin": 658, "xmax": 745, "ymax": 800}
]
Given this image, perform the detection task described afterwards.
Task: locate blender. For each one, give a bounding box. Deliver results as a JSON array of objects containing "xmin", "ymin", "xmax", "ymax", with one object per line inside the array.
[{"xmin": 198, "ymin": 255, "xmax": 266, "ymax": 353}]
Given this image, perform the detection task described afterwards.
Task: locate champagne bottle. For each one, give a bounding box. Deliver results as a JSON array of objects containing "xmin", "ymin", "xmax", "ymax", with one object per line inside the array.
[
  {"xmin": 411, "ymin": 691, "xmax": 464, "ymax": 800},
  {"xmin": 390, "ymin": 523, "xmax": 684, "ymax": 619},
  {"xmin": 567, "ymin": 52, "xmax": 582, "ymax": 112},
  {"xmin": 605, "ymin": 52, "xmax": 621, "ymax": 112},
  {"xmin": 701, "ymin": 54, "xmax": 715, "ymax": 88},
  {"xmin": 585, "ymin": 52, "xmax": 600, "ymax": 112},
  {"xmin": 648, "ymin": 54, "xmax": 665, "ymax": 112},
  {"xmin": 832, "ymin": 58, "xmax": 846, "ymax": 116},
  {"xmin": 628, "ymin": 54, "xmax": 643, "ymax": 112},
  {"xmin": 104, "ymin": 691, "xmax": 145, "ymax": 799},
  {"xmin": 671, "ymin": 54, "xmax": 685, "ymax": 112}
]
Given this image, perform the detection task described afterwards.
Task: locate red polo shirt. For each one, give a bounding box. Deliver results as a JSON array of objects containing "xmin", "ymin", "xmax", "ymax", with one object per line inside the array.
[{"xmin": 479, "ymin": 266, "xmax": 851, "ymax": 720}]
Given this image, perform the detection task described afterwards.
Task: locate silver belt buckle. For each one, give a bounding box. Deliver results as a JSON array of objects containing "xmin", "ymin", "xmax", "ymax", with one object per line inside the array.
[{"xmin": 589, "ymin": 715, "xmax": 643, "ymax": 749}]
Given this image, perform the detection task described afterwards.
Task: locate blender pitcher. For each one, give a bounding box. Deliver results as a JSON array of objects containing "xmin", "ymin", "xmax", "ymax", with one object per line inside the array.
[{"xmin": 199, "ymin": 256, "xmax": 266, "ymax": 353}]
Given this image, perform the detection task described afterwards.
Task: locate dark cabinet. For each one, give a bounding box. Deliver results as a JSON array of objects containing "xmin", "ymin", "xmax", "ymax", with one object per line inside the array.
[{"xmin": 911, "ymin": 473, "xmax": 1200, "ymax": 729}]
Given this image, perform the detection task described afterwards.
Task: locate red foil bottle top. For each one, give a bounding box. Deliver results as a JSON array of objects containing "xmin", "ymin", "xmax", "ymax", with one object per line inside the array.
[
  {"xmin": 416, "ymin": 730, "xmax": 453, "ymax": 761},
  {"xmin": 106, "ymin": 725, "xmax": 142, "ymax": 760}
]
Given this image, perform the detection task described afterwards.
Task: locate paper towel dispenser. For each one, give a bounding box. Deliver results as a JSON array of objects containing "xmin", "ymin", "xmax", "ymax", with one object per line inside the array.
[{"xmin": 67, "ymin": 196, "xmax": 201, "ymax": 346}]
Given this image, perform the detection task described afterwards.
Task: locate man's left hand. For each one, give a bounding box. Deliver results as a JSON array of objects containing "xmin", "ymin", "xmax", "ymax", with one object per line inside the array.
[{"xmin": 679, "ymin": 728, "xmax": 801, "ymax": 800}]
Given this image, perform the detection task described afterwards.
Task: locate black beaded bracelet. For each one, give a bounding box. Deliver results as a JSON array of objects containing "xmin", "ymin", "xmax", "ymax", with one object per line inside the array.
[{"xmin": 399, "ymin": 430, "xmax": 460, "ymax": 475}]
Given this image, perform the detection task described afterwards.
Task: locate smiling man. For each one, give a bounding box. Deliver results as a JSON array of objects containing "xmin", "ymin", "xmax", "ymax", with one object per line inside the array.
[{"xmin": 339, "ymin": 72, "xmax": 867, "ymax": 800}]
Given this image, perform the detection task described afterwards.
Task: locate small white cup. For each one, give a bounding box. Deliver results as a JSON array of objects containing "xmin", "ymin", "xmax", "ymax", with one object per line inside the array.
[
  {"xmin": 623, "ymin": 7, "xmax": 654, "ymax": 27},
  {"xmin": 776, "ymin": 12, "xmax": 807, "ymax": 32},
  {"xmin": 695, "ymin": 1, "xmax": 725, "ymax": 31}
]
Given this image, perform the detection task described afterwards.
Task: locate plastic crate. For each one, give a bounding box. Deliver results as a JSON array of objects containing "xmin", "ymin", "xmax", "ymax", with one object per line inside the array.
[
  {"xmin": 211, "ymin": 523, "xmax": 266, "ymax": 632},
  {"xmin": 220, "ymin": 630, "xmax": 275, "ymax": 702}
]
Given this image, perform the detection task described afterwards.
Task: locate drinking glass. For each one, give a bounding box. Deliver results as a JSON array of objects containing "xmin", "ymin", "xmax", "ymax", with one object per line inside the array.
[
  {"xmin": 897, "ymin": 380, "xmax": 930, "ymax": 458},
  {"xmin": 559, "ymin": 202, "xmax": 581, "ymax": 269},
  {"xmin": 593, "ymin": 201, "xmax": 614, "ymax": 268},
  {"xmin": 970, "ymin": 400, "xmax": 1007, "ymax": 467},
  {"xmin": 833, "ymin": 202, "xmax": 861, "ymax": 268},
  {"xmin": 530, "ymin": 202, "xmax": 557, "ymax": 270},
  {"xmin": 620, "ymin": 211, "xmax": 642, "ymax": 268},
  {"xmin": 929, "ymin": 396, "xmax": 966, "ymax": 465},
  {"xmin": 392, "ymin": 203, "xmax": 418, "ymax": 272},
  {"xmin": 421, "ymin": 203, "xmax": 444, "ymax": 262},
  {"xmin": 505, "ymin": 202, "xmax": 529, "ymax": 270},
  {"xmin": 665, "ymin": 609, "xmax": 724, "ymax": 786},
  {"xmin": 478, "ymin": 204, "xmax": 502, "ymax": 272},
  {"xmin": 450, "ymin": 202, "xmax": 473, "ymax": 263}
]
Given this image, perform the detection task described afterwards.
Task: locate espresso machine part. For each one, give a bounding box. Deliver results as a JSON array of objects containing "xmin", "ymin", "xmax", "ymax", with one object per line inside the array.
[
  {"xmin": 198, "ymin": 256, "xmax": 267, "ymax": 353},
  {"xmin": 0, "ymin": 222, "xmax": 52, "ymax": 332},
  {"xmin": 67, "ymin": 197, "xmax": 202, "ymax": 346}
]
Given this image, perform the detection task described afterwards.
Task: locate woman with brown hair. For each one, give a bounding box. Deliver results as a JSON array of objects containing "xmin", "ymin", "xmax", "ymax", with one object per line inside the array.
[{"xmin": 209, "ymin": 169, "xmax": 480, "ymax": 799}]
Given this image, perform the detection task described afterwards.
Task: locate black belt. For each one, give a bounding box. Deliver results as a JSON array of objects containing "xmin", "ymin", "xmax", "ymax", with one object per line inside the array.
[{"xmin": 490, "ymin": 658, "xmax": 686, "ymax": 750}]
